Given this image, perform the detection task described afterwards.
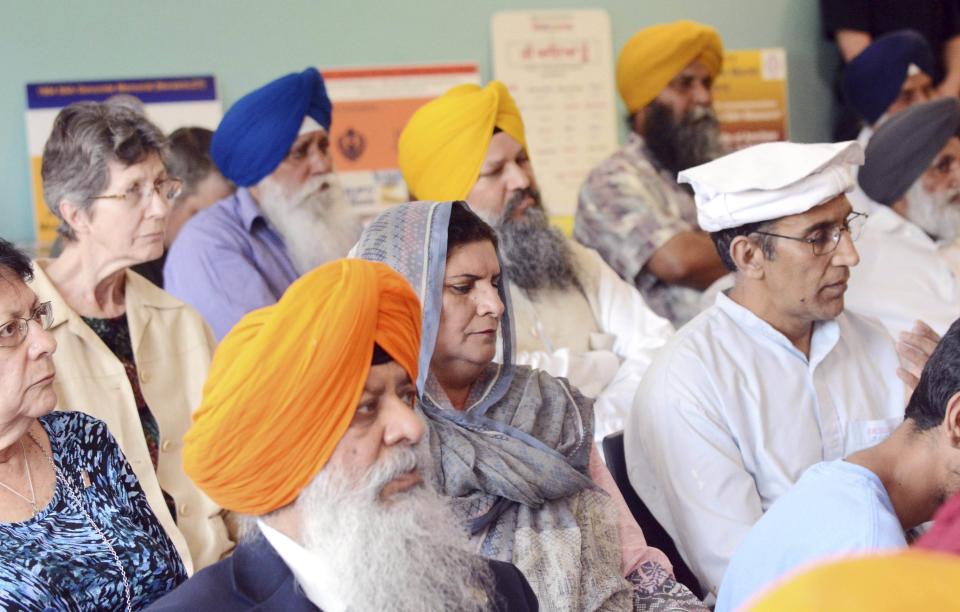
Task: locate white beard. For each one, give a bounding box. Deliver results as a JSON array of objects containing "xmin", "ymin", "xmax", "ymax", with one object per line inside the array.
[
  {"xmin": 289, "ymin": 444, "xmax": 494, "ymax": 612},
  {"xmin": 904, "ymin": 178, "xmax": 960, "ymax": 243},
  {"xmin": 258, "ymin": 173, "xmax": 363, "ymax": 274}
]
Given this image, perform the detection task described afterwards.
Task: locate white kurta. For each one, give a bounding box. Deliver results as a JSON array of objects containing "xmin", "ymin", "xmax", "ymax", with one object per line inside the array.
[
  {"xmin": 846, "ymin": 202, "xmax": 960, "ymax": 336},
  {"xmin": 625, "ymin": 292, "xmax": 905, "ymax": 596},
  {"xmin": 511, "ymin": 240, "xmax": 674, "ymax": 444}
]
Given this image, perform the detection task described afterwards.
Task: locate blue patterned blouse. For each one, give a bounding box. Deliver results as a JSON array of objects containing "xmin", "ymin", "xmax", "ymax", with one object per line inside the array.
[{"xmin": 0, "ymin": 411, "xmax": 187, "ymax": 610}]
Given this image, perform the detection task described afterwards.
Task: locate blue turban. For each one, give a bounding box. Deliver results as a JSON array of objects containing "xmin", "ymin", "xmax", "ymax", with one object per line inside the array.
[
  {"xmin": 211, "ymin": 67, "xmax": 332, "ymax": 187},
  {"xmin": 842, "ymin": 30, "xmax": 934, "ymax": 125}
]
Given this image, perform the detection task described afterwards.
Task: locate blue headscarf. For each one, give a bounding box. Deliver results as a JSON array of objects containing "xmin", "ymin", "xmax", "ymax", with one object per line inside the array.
[
  {"xmin": 211, "ymin": 67, "xmax": 332, "ymax": 187},
  {"xmin": 842, "ymin": 30, "xmax": 934, "ymax": 125}
]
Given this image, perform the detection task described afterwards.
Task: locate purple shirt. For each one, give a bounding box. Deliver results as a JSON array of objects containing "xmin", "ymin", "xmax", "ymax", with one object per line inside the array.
[{"xmin": 164, "ymin": 188, "xmax": 299, "ymax": 340}]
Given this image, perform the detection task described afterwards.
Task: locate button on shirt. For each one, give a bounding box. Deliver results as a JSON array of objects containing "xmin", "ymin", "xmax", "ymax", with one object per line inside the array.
[
  {"xmin": 575, "ymin": 132, "xmax": 703, "ymax": 325},
  {"xmin": 164, "ymin": 188, "xmax": 299, "ymax": 340},
  {"xmin": 845, "ymin": 201, "xmax": 960, "ymax": 337},
  {"xmin": 716, "ymin": 459, "xmax": 906, "ymax": 612},
  {"xmin": 626, "ymin": 292, "xmax": 905, "ymax": 595}
]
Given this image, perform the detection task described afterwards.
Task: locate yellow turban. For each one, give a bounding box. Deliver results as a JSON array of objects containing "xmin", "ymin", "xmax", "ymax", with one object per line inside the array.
[
  {"xmin": 183, "ymin": 259, "xmax": 422, "ymax": 515},
  {"xmin": 748, "ymin": 551, "xmax": 960, "ymax": 611},
  {"xmin": 616, "ymin": 20, "xmax": 724, "ymax": 114},
  {"xmin": 398, "ymin": 80, "xmax": 527, "ymax": 201}
]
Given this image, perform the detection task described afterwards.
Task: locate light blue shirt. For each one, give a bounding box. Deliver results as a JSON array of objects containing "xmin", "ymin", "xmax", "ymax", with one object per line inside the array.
[
  {"xmin": 164, "ymin": 188, "xmax": 299, "ymax": 340},
  {"xmin": 716, "ymin": 459, "xmax": 907, "ymax": 611}
]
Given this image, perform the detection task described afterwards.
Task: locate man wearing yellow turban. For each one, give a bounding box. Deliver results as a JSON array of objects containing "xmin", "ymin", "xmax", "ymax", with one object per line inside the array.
[
  {"xmin": 575, "ymin": 20, "xmax": 730, "ymax": 326},
  {"xmin": 398, "ymin": 81, "xmax": 674, "ymax": 447},
  {"xmin": 148, "ymin": 259, "xmax": 538, "ymax": 611}
]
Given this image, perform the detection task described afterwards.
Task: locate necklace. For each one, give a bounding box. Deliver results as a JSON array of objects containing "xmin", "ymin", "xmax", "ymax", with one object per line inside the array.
[
  {"xmin": 0, "ymin": 439, "xmax": 38, "ymax": 515},
  {"xmin": 27, "ymin": 430, "xmax": 132, "ymax": 612}
]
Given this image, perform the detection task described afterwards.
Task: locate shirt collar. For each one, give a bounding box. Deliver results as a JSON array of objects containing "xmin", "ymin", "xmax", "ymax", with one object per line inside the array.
[
  {"xmin": 29, "ymin": 258, "xmax": 184, "ymax": 334},
  {"xmin": 715, "ymin": 291, "xmax": 841, "ymax": 367},
  {"xmin": 258, "ymin": 520, "xmax": 345, "ymax": 612},
  {"xmin": 236, "ymin": 187, "xmax": 267, "ymax": 232}
]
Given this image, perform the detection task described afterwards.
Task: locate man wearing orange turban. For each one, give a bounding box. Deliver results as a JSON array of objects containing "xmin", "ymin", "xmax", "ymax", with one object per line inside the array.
[
  {"xmin": 148, "ymin": 259, "xmax": 538, "ymax": 611},
  {"xmin": 398, "ymin": 81, "xmax": 674, "ymax": 448},
  {"xmin": 576, "ymin": 20, "xmax": 730, "ymax": 326}
]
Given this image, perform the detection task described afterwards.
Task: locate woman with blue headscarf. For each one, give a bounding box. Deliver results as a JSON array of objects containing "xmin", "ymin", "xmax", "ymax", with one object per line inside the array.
[{"xmin": 354, "ymin": 201, "xmax": 704, "ymax": 612}]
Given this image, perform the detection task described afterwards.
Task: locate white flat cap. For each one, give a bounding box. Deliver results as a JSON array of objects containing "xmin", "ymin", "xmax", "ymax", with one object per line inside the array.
[{"xmin": 678, "ymin": 141, "xmax": 864, "ymax": 232}]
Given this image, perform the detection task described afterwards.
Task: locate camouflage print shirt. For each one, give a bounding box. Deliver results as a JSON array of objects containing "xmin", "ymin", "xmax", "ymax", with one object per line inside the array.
[{"xmin": 574, "ymin": 133, "xmax": 703, "ymax": 325}]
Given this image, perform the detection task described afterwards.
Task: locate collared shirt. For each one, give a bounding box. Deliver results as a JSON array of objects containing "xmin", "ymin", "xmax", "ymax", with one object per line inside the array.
[
  {"xmin": 716, "ymin": 459, "xmax": 905, "ymax": 612},
  {"xmin": 164, "ymin": 187, "xmax": 299, "ymax": 340},
  {"xmin": 846, "ymin": 201, "xmax": 960, "ymax": 337},
  {"xmin": 574, "ymin": 132, "xmax": 703, "ymax": 325},
  {"xmin": 258, "ymin": 521, "xmax": 343, "ymax": 612},
  {"xmin": 626, "ymin": 292, "xmax": 905, "ymax": 596}
]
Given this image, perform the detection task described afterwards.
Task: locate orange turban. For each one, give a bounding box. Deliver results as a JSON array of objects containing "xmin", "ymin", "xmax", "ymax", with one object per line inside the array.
[
  {"xmin": 616, "ymin": 20, "xmax": 723, "ymax": 114},
  {"xmin": 398, "ymin": 80, "xmax": 527, "ymax": 201},
  {"xmin": 183, "ymin": 259, "xmax": 422, "ymax": 515},
  {"xmin": 747, "ymin": 551, "xmax": 960, "ymax": 611}
]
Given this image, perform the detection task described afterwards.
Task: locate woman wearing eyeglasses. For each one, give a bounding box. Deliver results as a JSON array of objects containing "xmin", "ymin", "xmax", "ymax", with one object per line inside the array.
[
  {"xmin": 0, "ymin": 239, "xmax": 187, "ymax": 610},
  {"xmin": 28, "ymin": 102, "xmax": 232, "ymax": 576}
]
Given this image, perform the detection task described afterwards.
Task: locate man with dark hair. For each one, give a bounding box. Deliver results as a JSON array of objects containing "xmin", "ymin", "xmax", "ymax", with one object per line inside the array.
[
  {"xmin": 626, "ymin": 140, "xmax": 930, "ymax": 596},
  {"xmin": 575, "ymin": 20, "xmax": 730, "ymax": 325},
  {"xmin": 718, "ymin": 315, "xmax": 960, "ymax": 611}
]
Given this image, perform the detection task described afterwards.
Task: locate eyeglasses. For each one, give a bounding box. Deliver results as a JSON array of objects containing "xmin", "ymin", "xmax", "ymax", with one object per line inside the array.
[
  {"xmin": 0, "ymin": 302, "xmax": 54, "ymax": 348},
  {"xmin": 752, "ymin": 212, "xmax": 868, "ymax": 256},
  {"xmin": 91, "ymin": 178, "xmax": 183, "ymax": 207}
]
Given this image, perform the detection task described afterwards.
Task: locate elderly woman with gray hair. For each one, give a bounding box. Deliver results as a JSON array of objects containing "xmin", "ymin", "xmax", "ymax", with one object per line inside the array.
[{"xmin": 29, "ymin": 101, "xmax": 231, "ymax": 574}]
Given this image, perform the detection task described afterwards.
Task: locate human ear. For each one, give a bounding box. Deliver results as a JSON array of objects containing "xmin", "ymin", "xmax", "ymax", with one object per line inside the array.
[
  {"xmin": 58, "ymin": 199, "xmax": 92, "ymax": 238},
  {"xmin": 944, "ymin": 391, "xmax": 960, "ymax": 448},
  {"xmin": 729, "ymin": 235, "xmax": 766, "ymax": 280}
]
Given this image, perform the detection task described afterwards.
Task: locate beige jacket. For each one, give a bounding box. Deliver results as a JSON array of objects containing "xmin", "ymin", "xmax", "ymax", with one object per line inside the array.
[{"xmin": 30, "ymin": 260, "xmax": 231, "ymax": 574}]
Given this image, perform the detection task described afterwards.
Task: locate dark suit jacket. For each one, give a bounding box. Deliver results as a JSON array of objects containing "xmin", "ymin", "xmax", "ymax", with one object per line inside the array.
[{"xmin": 147, "ymin": 536, "xmax": 538, "ymax": 611}]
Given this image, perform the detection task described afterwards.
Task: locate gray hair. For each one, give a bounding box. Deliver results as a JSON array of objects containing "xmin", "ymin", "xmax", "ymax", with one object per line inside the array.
[{"xmin": 40, "ymin": 101, "xmax": 167, "ymax": 241}]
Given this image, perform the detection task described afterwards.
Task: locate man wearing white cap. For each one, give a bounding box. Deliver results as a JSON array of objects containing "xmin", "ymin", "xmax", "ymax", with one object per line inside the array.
[{"xmin": 625, "ymin": 140, "xmax": 918, "ymax": 597}]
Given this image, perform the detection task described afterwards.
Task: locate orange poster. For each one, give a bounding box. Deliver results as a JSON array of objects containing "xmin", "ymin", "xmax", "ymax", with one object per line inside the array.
[
  {"xmin": 713, "ymin": 49, "xmax": 790, "ymax": 151},
  {"xmin": 322, "ymin": 64, "xmax": 480, "ymax": 215}
]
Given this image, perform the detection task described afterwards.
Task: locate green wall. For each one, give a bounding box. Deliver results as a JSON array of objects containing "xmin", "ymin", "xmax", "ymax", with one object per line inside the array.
[{"xmin": 0, "ymin": 1, "xmax": 837, "ymax": 245}]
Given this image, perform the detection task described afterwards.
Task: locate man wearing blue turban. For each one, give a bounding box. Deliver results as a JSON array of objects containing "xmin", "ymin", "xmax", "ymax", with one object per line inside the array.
[
  {"xmin": 842, "ymin": 30, "xmax": 936, "ymax": 147},
  {"xmin": 164, "ymin": 67, "xmax": 362, "ymax": 339}
]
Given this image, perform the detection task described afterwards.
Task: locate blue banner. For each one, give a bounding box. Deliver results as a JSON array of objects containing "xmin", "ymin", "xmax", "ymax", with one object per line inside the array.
[{"xmin": 26, "ymin": 76, "xmax": 216, "ymax": 109}]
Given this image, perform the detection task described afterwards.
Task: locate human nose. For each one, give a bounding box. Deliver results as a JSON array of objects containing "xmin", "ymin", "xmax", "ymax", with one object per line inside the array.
[
  {"xmin": 503, "ymin": 161, "xmax": 531, "ymax": 192},
  {"xmin": 832, "ymin": 229, "xmax": 860, "ymax": 268},
  {"xmin": 26, "ymin": 321, "xmax": 56, "ymax": 359},
  {"xmin": 382, "ymin": 398, "xmax": 424, "ymax": 447},
  {"xmin": 692, "ymin": 79, "xmax": 712, "ymax": 107},
  {"xmin": 145, "ymin": 186, "xmax": 170, "ymax": 219},
  {"xmin": 475, "ymin": 284, "xmax": 505, "ymax": 319},
  {"xmin": 308, "ymin": 144, "xmax": 333, "ymax": 174}
]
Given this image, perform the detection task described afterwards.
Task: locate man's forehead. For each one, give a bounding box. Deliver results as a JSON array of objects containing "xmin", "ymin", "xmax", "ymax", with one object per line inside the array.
[
  {"xmin": 777, "ymin": 194, "xmax": 851, "ymax": 228},
  {"xmin": 290, "ymin": 126, "xmax": 328, "ymax": 149},
  {"xmin": 482, "ymin": 131, "xmax": 524, "ymax": 164},
  {"xmin": 0, "ymin": 274, "xmax": 37, "ymax": 318},
  {"xmin": 676, "ymin": 58, "xmax": 711, "ymax": 79}
]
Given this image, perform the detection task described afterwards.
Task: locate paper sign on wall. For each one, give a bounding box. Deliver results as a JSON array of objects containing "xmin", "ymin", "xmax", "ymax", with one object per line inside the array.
[
  {"xmin": 491, "ymin": 9, "xmax": 619, "ymax": 231},
  {"xmin": 25, "ymin": 76, "xmax": 221, "ymax": 249},
  {"xmin": 322, "ymin": 63, "xmax": 481, "ymax": 217},
  {"xmin": 713, "ymin": 49, "xmax": 790, "ymax": 150}
]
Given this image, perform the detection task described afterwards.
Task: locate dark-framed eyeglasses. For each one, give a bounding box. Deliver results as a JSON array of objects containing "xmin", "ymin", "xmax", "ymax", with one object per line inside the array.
[
  {"xmin": 91, "ymin": 178, "xmax": 183, "ymax": 207},
  {"xmin": 0, "ymin": 302, "xmax": 54, "ymax": 348},
  {"xmin": 751, "ymin": 211, "xmax": 868, "ymax": 256}
]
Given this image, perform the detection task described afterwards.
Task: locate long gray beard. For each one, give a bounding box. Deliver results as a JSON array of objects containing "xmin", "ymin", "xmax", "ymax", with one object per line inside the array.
[
  {"xmin": 904, "ymin": 178, "xmax": 960, "ymax": 242},
  {"xmin": 295, "ymin": 445, "xmax": 495, "ymax": 612},
  {"xmin": 483, "ymin": 189, "xmax": 581, "ymax": 293},
  {"xmin": 258, "ymin": 173, "xmax": 363, "ymax": 275},
  {"xmin": 644, "ymin": 101, "xmax": 724, "ymax": 176}
]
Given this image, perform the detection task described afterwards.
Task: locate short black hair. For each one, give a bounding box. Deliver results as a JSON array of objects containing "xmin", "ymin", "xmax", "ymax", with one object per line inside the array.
[
  {"xmin": 905, "ymin": 317, "xmax": 960, "ymax": 431},
  {"xmin": 0, "ymin": 238, "xmax": 33, "ymax": 282},
  {"xmin": 448, "ymin": 201, "xmax": 498, "ymax": 251},
  {"xmin": 709, "ymin": 221, "xmax": 777, "ymax": 272}
]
